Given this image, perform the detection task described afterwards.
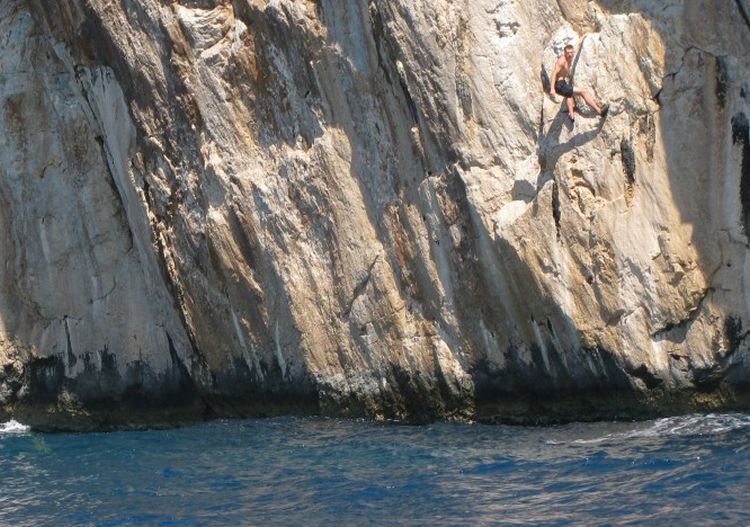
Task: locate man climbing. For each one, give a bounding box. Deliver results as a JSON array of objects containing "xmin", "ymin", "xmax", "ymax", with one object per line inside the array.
[{"xmin": 549, "ymin": 35, "xmax": 608, "ymax": 121}]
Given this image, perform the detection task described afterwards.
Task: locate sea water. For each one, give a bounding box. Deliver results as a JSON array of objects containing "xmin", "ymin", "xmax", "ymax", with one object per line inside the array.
[{"xmin": 1, "ymin": 414, "xmax": 749, "ymax": 526}]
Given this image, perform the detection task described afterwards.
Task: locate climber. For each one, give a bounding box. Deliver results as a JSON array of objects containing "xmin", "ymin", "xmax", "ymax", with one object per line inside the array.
[{"xmin": 549, "ymin": 35, "xmax": 609, "ymax": 121}]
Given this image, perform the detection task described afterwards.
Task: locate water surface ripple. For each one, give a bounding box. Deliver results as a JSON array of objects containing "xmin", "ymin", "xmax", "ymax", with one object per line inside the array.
[{"xmin": 1, "ymin": 414, "xmax": 749, "ymax": 526}]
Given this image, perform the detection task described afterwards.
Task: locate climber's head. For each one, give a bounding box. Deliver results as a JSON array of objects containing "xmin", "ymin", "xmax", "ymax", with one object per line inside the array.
[{"xmin": 564, "ymin": 44, "xmax": 575, "ymax": 61}]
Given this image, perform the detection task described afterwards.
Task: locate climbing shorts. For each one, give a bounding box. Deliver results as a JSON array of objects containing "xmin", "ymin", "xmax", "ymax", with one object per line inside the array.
[{"xmin": 555, "ymin": 80, "xmax": 574, "ymax": 98}]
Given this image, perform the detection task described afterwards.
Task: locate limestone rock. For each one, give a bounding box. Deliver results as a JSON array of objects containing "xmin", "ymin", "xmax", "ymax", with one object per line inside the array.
[{"xmin": 1, "ymin": 0, "xmax": 749, "ymax": 428}]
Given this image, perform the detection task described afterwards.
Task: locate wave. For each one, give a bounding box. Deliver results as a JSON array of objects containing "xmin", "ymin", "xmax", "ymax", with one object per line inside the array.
[
  {"xmin": 0, "ymin": 419, "xmax": 30, "ymax": 435},
  {"xmin": 624, "ymin": 413, "xmax": 750, "ymax": 439},
  {"xmin": 547, "ymin": 413, "xmax": 750, "ymax": 446}
]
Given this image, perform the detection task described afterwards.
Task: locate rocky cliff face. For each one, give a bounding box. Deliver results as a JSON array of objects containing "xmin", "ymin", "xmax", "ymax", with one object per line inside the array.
[{"xmin": 1, "ymin": 0, "xmax": 749, "ymax": 429}]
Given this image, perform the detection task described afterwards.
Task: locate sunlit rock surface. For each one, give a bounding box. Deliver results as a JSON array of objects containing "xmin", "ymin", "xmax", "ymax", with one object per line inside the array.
[{"xmin": 1, "ymin": 0, "xmax": 749, "ymax": 429}]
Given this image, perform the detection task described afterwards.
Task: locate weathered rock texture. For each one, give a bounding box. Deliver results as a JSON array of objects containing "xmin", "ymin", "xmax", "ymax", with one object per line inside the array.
[{"xmin": 1, "ymin": 0, "xmax": 750, "ymax": 429}]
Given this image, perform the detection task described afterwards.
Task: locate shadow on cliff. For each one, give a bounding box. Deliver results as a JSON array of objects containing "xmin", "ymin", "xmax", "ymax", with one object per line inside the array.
[{"xmin": 539, "ymin": 109, "xmax": 605, "ymax": 173}]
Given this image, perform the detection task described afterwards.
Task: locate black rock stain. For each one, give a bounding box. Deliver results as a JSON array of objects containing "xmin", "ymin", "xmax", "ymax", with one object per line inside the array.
[{"xmin": 732, "ymin": 113, "xmax": 750, "ymax": 237}]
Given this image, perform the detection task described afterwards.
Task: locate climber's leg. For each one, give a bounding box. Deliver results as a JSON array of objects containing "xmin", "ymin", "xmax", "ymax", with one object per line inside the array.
[
  {"xmin": 574, "ymin": 87, "xmax": 605, "ymax": 116},
  {"xmin": 565, "ymin": 96, "xmax": 577, "ymax": 121}
]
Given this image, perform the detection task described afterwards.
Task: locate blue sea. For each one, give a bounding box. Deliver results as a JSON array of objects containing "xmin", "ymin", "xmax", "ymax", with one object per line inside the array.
[{"xmin": 1, "ymin": 414, "xmax": 749, "ymax": 526}]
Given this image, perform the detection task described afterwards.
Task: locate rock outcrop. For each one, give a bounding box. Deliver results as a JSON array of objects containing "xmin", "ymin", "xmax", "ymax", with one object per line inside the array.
[{"xmin": 1, "ymin": 0, "xmax": 749, "ymax": 429}]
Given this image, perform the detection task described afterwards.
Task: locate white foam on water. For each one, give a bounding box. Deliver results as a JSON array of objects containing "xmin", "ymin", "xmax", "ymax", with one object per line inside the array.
[
  {"xmin": 569, "ymin": 436, "xmax": 611, "ymax": 445},
  {"xmin": 0, "ymin": 419, "xmax": 30, "ymax": 435},
  {"xmin": 625, "ymin": 414, "xmax": 750, "ymax": 439},
  {"xmin": 550, "ymin": 414, "xmax": 750, "ymax": 446}
]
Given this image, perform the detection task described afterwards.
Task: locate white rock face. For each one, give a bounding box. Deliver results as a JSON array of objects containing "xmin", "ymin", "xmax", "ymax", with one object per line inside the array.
[{"xmin": 1, "ymin": 0, "xmax": 750, "ymax": 427}]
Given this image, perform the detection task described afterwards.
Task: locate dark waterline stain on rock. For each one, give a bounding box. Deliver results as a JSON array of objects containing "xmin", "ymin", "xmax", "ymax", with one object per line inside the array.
[{"xmin": 25, "ymin": 355, "xmax": 65, "ymax": 403}]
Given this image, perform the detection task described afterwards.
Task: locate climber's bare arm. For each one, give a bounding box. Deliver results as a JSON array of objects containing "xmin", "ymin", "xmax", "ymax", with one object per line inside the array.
[
  {"xmin": 576, "ymin": 33, "xmax": 589, "ymax": 55},
  {"xmin": 549, "ymin": 58, "xmax": 563, "ymax": 97}
]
